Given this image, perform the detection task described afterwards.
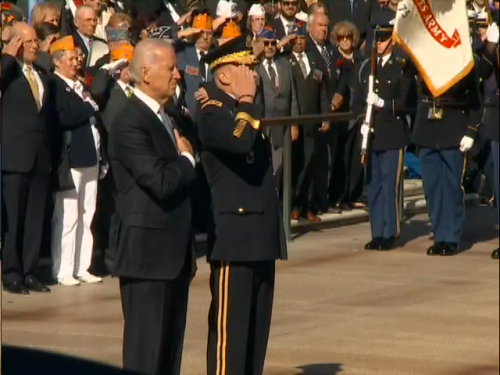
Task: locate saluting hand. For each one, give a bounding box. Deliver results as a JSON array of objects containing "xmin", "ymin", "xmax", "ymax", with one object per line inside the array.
[
  {"xmin": 232, "ymin": 65, "xmax": 257, "ymax": 102},
  {"xmin": 3, "ymin": 36, "xmax": 22, "ymax": 58},
  {"xmin": 174, "ymin": 129, "xmax": 194, "ymax": 157}
]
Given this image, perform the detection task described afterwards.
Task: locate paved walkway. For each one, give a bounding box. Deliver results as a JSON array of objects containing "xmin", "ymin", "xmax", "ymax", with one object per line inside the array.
[{"xmin": 2, "ymin": 206, "xmax": 499, "ymax": 374}]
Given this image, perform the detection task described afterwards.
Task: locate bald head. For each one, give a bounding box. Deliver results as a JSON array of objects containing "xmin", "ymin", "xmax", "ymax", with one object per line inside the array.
[
  {"xmin": 10, "ymin": 22, "xmax": 39, "ymax": 63},
  {"xmin": 130, "ymin": 39, "xmax": 180, "ymax": 104},
  {"xmin": 75, "ymin": 5, "xmax": 97, "ymax": 37}
]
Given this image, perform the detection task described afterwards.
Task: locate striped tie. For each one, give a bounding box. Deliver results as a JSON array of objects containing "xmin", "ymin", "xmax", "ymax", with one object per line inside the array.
[{"xmin": 320, "ymin": 45, "xmax": 332, "ymax": 72}]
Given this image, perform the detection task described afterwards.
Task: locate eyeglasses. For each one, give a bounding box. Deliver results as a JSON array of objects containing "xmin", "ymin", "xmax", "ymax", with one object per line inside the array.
[
  {"xmin": 263, "ymin": 40, "xmax": 278, "ymax": 46},
  {"xmin": 338, "ymin": 34, "xmax": 353, "ymax": 40},
  {"xmin": 282, "ymin": 1, "xmax": 298, "ymax": 6}
]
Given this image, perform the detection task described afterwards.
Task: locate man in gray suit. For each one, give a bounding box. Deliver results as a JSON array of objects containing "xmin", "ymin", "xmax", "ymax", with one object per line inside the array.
[{"xmin": 255, "ymin": 26, "xmax": 299, "ymax": 190}]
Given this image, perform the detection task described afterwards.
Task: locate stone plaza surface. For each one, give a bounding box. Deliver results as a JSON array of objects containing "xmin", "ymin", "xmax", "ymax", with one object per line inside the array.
[{"xmin": 2, "ymin": 206, "xmax": 499, "ymax": 375}]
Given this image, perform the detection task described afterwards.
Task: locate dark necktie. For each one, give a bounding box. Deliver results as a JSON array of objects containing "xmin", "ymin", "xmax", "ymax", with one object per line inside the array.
[
  {"xmin": 297, "ymin": 53, "xmax": 307, "ymax": 78},
  {"xmin": 267, "ymin": 60, "xmax": 278, "ymax": 88},
  {"xmin": 320, "ymin": 45, "xmax": 332, "ymax": 72},
  {"xmin": 199, "ymin": 51, "xmax": 206, "ymax": 81}
]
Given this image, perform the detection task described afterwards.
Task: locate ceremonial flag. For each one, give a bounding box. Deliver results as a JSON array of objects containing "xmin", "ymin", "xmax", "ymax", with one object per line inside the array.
[{"xmin": 393, "ymin": 0, "xmax": 474, "ymax": 97}]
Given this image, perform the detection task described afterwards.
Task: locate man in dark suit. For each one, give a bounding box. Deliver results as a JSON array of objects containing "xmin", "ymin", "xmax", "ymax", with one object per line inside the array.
[
  {"xmin": 72, "ymin": 5, "xmax": 109, "ymax": 67},
  {"xmin": 305, "ymin": 13, "xmax": 347, "ymax": 214},
  {"xmin": 198, "ymin": 35, "xmax": 287, "ymax": 375},
  {"xmin": 109, "ymin": 38, "xmax": 197, "ymax": 375},
  {"xmin": 90, "ymin": 45, "xmax": 133, "ymax": 274},
  {"xmin": 1, "ymin": 22, "xmax": 52, "ymax": 295},
  {"xmin": 254, "ymin": 26, "xmax": 299, "ymax": 189},
  {"xmin": 289, "ymin": 22, "xmax": 329, "ymax": 222}
]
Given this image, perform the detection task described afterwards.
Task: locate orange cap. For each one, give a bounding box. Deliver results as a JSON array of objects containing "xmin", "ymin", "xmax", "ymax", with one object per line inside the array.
[
  {"xmin": 49, "ymin": 36, "xmax": 75, "ymax": 55},
  {"xmin": 111, "ymin": 44, "xmax": 134, "ymax": 62},
  {"xmin": 221, "ymin": 20, "xmax": 241, "ymax": 39},
  {"xmin": 192, "ymin": 13, "xmax": 213, "ymax": 30}
]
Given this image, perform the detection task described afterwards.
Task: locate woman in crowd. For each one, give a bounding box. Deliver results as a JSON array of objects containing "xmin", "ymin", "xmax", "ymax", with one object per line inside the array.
[
  {"xmin": 31, "ymin": 2, "xmax": 61, "ymax": 28},
  {"xmin": 34, "ymin": 22, "xmax": 61, "ymax": 72},
  {"xmin": 330, "ymin": 21, "xmax": 366, "ymax": 210}
]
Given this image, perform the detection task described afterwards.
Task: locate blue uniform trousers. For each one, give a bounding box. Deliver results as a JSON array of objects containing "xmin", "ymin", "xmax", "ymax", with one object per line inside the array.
[
  {"xmin": 492, "ymin": 141, "xmax": 499, "ymax": 226},
  {"xmin": 420, "ymin": 148, "xmax": 466, "ymax": 244},
  {"xmin": 366, "ymin": 149, "xmax": 404, "ymax": 239}
]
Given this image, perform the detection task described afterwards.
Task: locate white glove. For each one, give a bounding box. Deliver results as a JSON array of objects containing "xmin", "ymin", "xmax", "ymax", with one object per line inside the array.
[
  {"xmin": 486, "ymin": 22, "xmax": 500, "ymax": 44},
  {"xmin": 84, "ymin": 97, "xmax": 99, "ymax": 112},
  {"xmin": 459, "ymin": 136, "xmax": 474, "ymax": 153},
  {"xmin": 366, "ymin": 92, "xmax": 385, "ymax": 108},
  {"xmin": 360, "ymin": 124, "xmax": 373, "ymax": 136},
  {"xmin": 101, "ymin": 58, "xmax": 129, "ymax": 75}
]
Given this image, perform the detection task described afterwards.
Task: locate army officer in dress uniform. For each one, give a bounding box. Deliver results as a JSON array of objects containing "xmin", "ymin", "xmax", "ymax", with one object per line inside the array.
[
  {"xmin": 197, "ymin": 35, "xmax": 287, "ymax": 375},
  {"xmin": 412, "ymin": 29, "xmax": 482, "ymax": 256},
  {"xmin": 477, "ymin": 22, "xmax": 499, "ymax": 259},
  {"xmin": 354, "ymin": 8, "xmax": 414, "ymax": 251}
]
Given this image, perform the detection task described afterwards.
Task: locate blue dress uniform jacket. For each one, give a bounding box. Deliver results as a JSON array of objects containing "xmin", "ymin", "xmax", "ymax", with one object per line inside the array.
[
  {"xmin": 477, "ymin": 41, "xmax": 499, "ymax": 142},
  {"xmin": 412, "ymin": 69, "xmax": 482, "ymax": 149},
  {"xmin": 354, "ymin": 54, "xmax": 413, "ymax": 151},
  {"xmin": 197, "ymin": 82, "xmax": 287, "ymax": 262}
]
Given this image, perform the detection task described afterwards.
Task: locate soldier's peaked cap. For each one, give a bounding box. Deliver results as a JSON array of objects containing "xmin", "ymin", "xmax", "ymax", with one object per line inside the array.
[
  {"xmin": 371, "ymin": 7, "xmax": 396, "ymax": 30},
  {"xmin": 201, "ymin": 35, "xmax": 258, "ymax": 71}
]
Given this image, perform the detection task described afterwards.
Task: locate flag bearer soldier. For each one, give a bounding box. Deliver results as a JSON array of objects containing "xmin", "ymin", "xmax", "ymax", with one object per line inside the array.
[
  {"xmin": 412, "ymin": 35, "xmax": 482, "ymax": 257},
  {"xmin": 355, "ymin": 8, "xmax": 413, "ymax": 251},
  {"xmin": 197, "ymin": 35, "xmax": 287, "ymax": 375},
  {"xmin": 477, "ymin": 21, "xmax": 499, "ymax": 259}
]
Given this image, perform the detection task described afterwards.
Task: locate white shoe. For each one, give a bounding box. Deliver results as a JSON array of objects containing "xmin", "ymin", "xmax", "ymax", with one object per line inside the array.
[
  {"xmin": 58, "ymin": 277, "xmax": 81, "ymax": 287},
  {"xmin": 77, "ymin": 272, "xmax": 103, "ymax": 284}
]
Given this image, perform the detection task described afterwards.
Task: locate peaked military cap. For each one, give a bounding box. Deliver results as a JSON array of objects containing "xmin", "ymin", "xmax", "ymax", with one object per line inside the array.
[
  {"xmin": 202, "ymin": 34, "xmax": 258, "ymax": 71},
  {"xmin": 371, "ymin": 7, "xmax": 396, "ymax": 41}
]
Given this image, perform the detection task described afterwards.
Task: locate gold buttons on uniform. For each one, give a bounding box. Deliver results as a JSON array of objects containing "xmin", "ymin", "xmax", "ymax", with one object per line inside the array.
[{"xmin": 238, "ymin": 208, "xmax": 244, "ymax": 213}]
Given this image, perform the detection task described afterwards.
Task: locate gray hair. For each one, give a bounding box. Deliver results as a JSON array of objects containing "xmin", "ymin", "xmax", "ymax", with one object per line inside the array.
[
  {"xmin": 75, "ymin": 5, "xmax": 95, "ymax": 20},
  {"xmin": 51, "ymin": 50, "xmax": 65, "ymax": 62},
  {"xmin": 129, "ymin": 38, "xmax": 173, "ymax": 83}
]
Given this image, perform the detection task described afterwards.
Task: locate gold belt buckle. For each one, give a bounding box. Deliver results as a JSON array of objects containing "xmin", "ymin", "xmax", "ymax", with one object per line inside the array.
[{"xmin": 428, "ymin": 101, "xmax": 443, "ymax": 120}]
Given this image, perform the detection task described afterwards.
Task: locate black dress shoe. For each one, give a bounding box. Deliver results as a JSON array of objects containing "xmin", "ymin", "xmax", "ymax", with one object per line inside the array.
[
  {"xmin": 365, "ymin": 238, "xmax": 382, "ymax": 250},
  {"xmin": 339, "ymin": 203, "xmax": 352, "ymax": 212},
  {"xmin": 379, "ymin": 237, "xmax": 396, "ymax": 251},
  {"xmin": 427, "ymin": 242, "xmax": 444, "ymax": 256},
  {"xmin": 328, "ymin": 207, "xmax": 342, "ymax": 214},
  {"xmin": 3, "ymin": 280, "xmax": 29, "ymax": 295},
  {"xmin": 24, "ymin": 276, "xmax": 51, "ymax": 293},
  {"xmin": 441, "ymin": 243, "xmax": 458, "ymax": 256},
  {"xmin": 491, "ymin": 248, "xmax": 499, "ymax": 259}
]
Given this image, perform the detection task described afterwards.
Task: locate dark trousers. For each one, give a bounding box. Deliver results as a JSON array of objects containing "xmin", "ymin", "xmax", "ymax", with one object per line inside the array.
[
  {"xmin": 119, "ymin": 263, "xmax": 190, "ymax": 375},
  {"xmin": 338, "ymin": 123, "xmax": 365, "ymax": 205},
  {"xmin": 292, "ymin": 131, "xmax": 316, "ymax": 215},
  {"xmin": 366, "ymin": 149, "xmax": 404, "ymax": 239},
  {"xmin": 313, "ymin": 132, "xmax": 331, "ymax": 211},
  {"xmin": 1, "ymin": 166, "xmax": 49, "ymax": 283},
  {"xmin": 420, "ymin": 148, "xmax": 466, "ymax": 244},
  {"xmin": 492, "ymin": 141, "xmax": 499, "ymax": 225},
  {"xmin": 207, "ymin": 261, "xmax": 275, "ymax": 375}
]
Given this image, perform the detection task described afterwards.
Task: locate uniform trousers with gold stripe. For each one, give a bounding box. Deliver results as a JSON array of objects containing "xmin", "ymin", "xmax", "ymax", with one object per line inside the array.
[
  {"xmin": 419, "ymin": 148, "xmax": 466, "ymax": 245},
  {"xmin": 207, "ymin": 261, "xmax": 275, "ymax": 375},
  {"xmin": 366, "ymin": 149, "xmax": 404, "ymax": 240}
]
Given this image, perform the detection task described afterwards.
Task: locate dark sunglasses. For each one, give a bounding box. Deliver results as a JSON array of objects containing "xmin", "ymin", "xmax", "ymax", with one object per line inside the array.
[
  {"xmin": 282, "ymin": 1, "xmax": 298, "ymax": 6},
  {"xmin": 263, "ymin": 40, "xmax": 278, "ymax": 46},
  {"xmin": 338, "ymin": 33, "xmax": 353, "ymax": 40}
]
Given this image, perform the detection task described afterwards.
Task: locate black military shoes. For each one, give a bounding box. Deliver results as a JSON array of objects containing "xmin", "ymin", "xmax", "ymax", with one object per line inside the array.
[
  {"xmin": 365, "ymin": 238, "xmax": 382, "ymax": 250},
  {"xmin": 492, "ymin": 248, "xmax": 499, "ymax": 259},
  {"xmin": 426, "ymin": 242, "xmax": 443, "ymax": 255}
]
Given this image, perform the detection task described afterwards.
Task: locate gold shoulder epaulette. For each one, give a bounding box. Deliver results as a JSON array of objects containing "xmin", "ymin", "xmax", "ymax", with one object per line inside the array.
[{"xmin": 201, "ymin": 100, "xmax": 223, "ymax": 110}]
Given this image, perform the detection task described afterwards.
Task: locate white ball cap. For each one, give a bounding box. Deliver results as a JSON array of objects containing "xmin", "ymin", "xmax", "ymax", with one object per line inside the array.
[
  {"xmin": 216, "ymin": 0, "xmax": 237, "ymax": 18},
  {"xmin": 248, "ymin": 3, "xmax": 266, "ymax": 16}
]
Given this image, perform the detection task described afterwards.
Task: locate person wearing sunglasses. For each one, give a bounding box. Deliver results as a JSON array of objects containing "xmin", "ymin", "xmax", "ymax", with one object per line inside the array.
[
  {"xmin": 255, "ymin": 26, "xmax": 300, "ymax": 191},
  {"xmin": 353, "ymin": 8, "xmax": 414, "ymax": 251}
]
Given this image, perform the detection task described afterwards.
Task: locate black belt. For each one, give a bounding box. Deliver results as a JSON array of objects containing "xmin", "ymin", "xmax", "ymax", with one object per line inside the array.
[{"xmin": 421, "ymin": 97, "xmax": 468, "ymax": 107}]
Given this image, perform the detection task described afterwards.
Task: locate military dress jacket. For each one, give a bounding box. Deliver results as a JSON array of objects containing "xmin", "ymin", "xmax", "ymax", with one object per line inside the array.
[
  {"xmin": 354, "ymin": 54, "xmax": 414, "ymax": 151},
  {"xmin": 196, "ymin": 82, "xmax": 287, "ymax": 263},
  {"xmin": 477, "ymin": 41, "xmax": 499, "ymax": 142}
]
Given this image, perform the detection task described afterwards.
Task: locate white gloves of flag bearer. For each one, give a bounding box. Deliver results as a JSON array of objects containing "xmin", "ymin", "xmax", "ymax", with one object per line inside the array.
[
  {"xmin": 486, "ymin": 22, "xmax": 499, "ymax": 44},
  {"xmin": 360, "ymin": 124, "xmax": 374, "ymax": 136},
  {"xmin": 366, "ymin": 92, "xmax": 385, "ymax": 108},
  {"xmin": 459, "ymin": 136, "xmax": 474, "ymax": 153}
]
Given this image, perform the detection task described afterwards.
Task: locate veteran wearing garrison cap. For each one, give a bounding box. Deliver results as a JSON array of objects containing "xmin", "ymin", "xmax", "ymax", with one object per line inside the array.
[
  {"xmin": 1, "ymin": 22, "xmax": 51, "ymax": 295},
  {"xmin": 49, "ymin": 35, "xmax": 107, "ymax": 287},
  {"xmin": 197, "ymin": 35, "xmax": 287, "ymax": 375}
]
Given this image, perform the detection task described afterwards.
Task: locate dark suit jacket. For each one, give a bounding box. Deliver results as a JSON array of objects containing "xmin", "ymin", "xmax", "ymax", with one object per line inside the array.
[
  {"xmin": 325, "ymin": 0, "xmax": 378, "ymax": 41},
  {"xmin": 177, "ymin": 44, "xmax": 214, "ymax": 119},
  {"xmin": 109, "ymin": 95, "xmax": 196, "ymax": 280},
  {"xmin": 49, "ymin": 74, "xmax": 103, "ymax": 170},
  {"xmin": 59, "ymin": 5, "xmax": 77, "ymax": 37},
  {"xmin": 289, "ymin": 52, "xmax": 329, "ymax": 135},
  {"xmin": 72, "ymin": 32, "xmax": 107, "ymax": 67},
  {"xmin": 90, "ymin": 68, "xmax": 130, "ymax": 132},
  {"xmin": 0, "ymin": 54, "xmax": 51, "ymax": 174}
]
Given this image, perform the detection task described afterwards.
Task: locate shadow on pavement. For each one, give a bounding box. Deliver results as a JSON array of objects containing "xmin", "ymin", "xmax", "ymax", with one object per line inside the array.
[{"xmin": 297, "ymin": 363, "xmax": 343, "ymax": 374}]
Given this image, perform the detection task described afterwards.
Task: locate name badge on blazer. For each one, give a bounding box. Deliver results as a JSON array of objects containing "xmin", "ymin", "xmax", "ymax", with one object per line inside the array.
[
  {"xmin": 185, "ymin": 65, "xmax": 199, "ymax": 76},
  {"xmin": 312, "ymin": 69, "xmax": 323, "ymax": 82}
]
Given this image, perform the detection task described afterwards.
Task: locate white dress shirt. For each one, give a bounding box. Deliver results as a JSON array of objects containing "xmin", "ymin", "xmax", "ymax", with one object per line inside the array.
[
  {"xmin": 265, "ymin": 59, "xmax": 279, "ymax": 84},
  {"xmin": 54, "ymin": 71, "xmax": 101, "ymax": 152},
  {"xmin": 133, "ymin": 87, "xmax": 195, "ymax": 167},
  {"xmin": 280, "ymin": 15, "xmax": 294, "ymax": 35},
  {"xmin": 378, "ymin": 54, "xmax": 391, "ymax": 68},
  {"xmin": 116, "ymin": 79, "xmax": 133, "ymax": 96},
  {"xmin": 292, "ymin": 51, "xmax": 311, "ymax": 76},
  {"xmin": 19, "ymin": 62, "xmax": 44, "ymax": 105}
]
